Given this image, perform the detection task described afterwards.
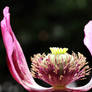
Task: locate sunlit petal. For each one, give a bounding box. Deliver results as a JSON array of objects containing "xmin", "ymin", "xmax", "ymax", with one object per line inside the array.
[{"xmin": 84, "ymin": 21, "xmax": 92, "ymax": 55}]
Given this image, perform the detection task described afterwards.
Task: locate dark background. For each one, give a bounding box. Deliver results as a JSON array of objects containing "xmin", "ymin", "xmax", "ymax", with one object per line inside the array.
[{"xmin": 0, "ymin": 0, "xmax": 92, "ymax": 92}]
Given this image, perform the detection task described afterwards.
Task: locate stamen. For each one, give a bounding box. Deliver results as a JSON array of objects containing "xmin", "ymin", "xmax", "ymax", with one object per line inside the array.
[{"xmin": 30, "ymin": 47, "xmax": 91, "ymax": 89}]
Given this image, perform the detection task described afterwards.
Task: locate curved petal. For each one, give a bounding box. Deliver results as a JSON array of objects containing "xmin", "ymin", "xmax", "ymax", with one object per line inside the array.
[
  {"xmin": 66, "ymin": 21, "xmax": 92, "ymax": 91},
  {"xmin": 66, "ymin": 78, "xmax": 92, "ymax": 91},
  {"xmin": 0, "ymin": 6, "xmax": 53, "ymax": 92},
  {"xmin": 84, "ymin": 21, "xmax": 92, "ymax": 55}
]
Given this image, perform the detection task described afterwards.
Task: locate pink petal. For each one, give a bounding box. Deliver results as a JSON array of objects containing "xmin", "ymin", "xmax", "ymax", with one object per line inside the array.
[
  {"xmin": 1, "ymin": 6, "xmax": 52, "ymax": 92},
  {"xmin": 66, "ymin": 21, "xmax": 92, "ymax": 91},
  {"xmin": 66, "ymin": 78, "xmax": 92, "ymax": 91},
  {"xmin": 84, "ymin": 21, "xmax": 92, "ymax": 55}
]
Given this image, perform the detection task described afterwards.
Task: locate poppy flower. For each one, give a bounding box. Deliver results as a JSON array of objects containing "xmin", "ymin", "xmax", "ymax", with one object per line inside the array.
[{"xmin": 1, "ymin": 6, "xmax": 92, "ymax": 92}]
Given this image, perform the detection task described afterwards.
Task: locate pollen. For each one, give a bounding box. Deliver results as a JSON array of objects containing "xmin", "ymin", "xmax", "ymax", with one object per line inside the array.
[{"xmin": 30, "ymin": 47, "xmax": 91, "ymax": 89}]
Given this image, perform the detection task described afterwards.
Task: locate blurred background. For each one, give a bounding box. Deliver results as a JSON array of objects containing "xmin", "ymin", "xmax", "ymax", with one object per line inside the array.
[{"xmin": 0, "ymin": 0, "xmax": 92, "ymax": 92}]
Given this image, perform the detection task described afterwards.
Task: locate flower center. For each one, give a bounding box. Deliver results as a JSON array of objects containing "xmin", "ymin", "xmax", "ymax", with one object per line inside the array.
[{"xmin": 31, "ymin": 47, "xmax": 90, "ymax": 89}]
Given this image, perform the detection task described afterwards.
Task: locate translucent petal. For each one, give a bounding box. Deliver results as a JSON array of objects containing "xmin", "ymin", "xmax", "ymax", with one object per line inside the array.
[
  {"xmin": 1, "ymin": 6, "xmax": 52, "ymax": 92},
  {"xmin": 84, "ymin": 21, "xmax": 92, "ymax": 55}
]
